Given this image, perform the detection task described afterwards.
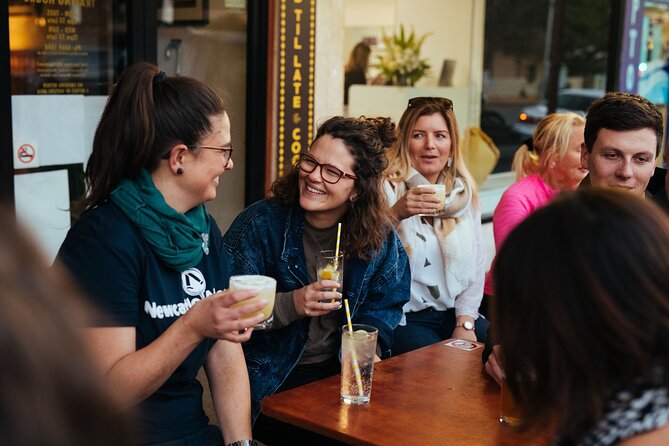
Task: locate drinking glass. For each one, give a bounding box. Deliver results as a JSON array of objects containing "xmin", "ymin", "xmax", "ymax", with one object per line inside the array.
[
  {"xmin": 228, "ymin": 275, "xmax": 276, "ymax": 329},
  {"xmin": 340, "ymin": 324, "xmax": 378, "ymax": 404}
]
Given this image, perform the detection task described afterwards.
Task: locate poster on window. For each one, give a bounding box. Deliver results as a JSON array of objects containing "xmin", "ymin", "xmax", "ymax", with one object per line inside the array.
[{"xmin": 8, "ymin": 0, "xmax": 114, "ymax": 95}]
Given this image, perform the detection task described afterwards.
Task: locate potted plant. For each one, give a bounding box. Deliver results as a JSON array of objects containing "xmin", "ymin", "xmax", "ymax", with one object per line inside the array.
[{"xmin": 376, "ymin": 25, "xmax": 431, "ymax": 86}]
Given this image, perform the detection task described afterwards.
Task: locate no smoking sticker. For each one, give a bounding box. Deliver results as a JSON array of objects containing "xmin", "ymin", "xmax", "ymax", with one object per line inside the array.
[{"xmin": 14, "ymin": 143, "xmax": 40, "ymax": 168}]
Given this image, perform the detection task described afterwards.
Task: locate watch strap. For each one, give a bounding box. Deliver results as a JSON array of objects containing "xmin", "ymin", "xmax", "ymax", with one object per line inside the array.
[{"xmin": 226, "ymin": 440, "xmax": 257, "ymax": 446}]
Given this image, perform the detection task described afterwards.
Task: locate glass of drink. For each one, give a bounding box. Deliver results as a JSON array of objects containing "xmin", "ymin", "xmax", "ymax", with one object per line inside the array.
[
  {"xmin": 340, "ymin": 324, "xmax": 378, "ymax": 404},
  {"xmin": 228, "ymin": 275, "xmax": 276, "ymax": 330},
  {"xmin": 316, "ymin": 250, "xmax": 344, "ymax": 302},
  {"xmin": 416, "ymin": 184, "xmax": 446, "ymax": 216},
  {"xmin": 499, "ymin": 377, "xmax": 523, "ymax": 426}
]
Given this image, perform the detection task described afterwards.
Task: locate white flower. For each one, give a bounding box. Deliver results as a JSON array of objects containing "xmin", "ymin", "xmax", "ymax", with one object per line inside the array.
[{"xmin": 375, "ymin": 25, "xmax": 430, "ymax": 86}]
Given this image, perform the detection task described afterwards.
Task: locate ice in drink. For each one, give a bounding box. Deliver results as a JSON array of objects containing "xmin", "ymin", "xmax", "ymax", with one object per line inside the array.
[
  {"xmin": 340, "ymin": 324, "xmax": 378, "ymax": 404},
  {"xmin": 316, "ymin": 250, "xmax": 344, "ymax": 302}
]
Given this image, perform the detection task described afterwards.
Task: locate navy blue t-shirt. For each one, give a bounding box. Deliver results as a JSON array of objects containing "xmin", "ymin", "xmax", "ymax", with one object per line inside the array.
[{"xmin": 57, "ymin": 202, "xmax": 225, "ymax": 444}]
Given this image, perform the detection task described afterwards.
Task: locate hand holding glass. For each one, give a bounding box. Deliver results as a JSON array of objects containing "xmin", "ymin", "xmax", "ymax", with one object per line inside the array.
[
  {"xmin": 316, "ymin": 250, "xmax": 344, "ymax": 303},
  {"xmin": 228, "ymin": 275, "xmax": 276, "ymax": 330}
]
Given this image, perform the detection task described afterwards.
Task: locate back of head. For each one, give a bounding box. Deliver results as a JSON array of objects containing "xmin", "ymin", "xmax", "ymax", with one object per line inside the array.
[
  {"xmin": 584, "ymin": 92, "xmax": 663, "ymax": 155},
  {"xmin": 0, "ymin": 210, "xmax": 134, "ymax": 445},
  {"xmin": 494, "ymin": 189, "xmax": 669, "ymax": 439},
  {"xmin": 82, "ymin": 61, "xmax": 225, "ymax": 211},
  {"xmin": 512, "ymin": 112, "xmax": 585, "ymax": 180},
  {"xmin": 271, "ymin": 115, "xmax": 396, "ymax": 258}
]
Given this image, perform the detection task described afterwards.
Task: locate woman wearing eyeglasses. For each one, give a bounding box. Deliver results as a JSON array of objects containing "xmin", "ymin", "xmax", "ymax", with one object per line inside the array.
[
  {"xmin": 56, "ymin": 62, "xmax": 265, "ymax": 446},
  {"xmin": 221, "ymin": 115, "xmax": 410, "ymax": 441},
  {"xmin": 383, "ymin": 96, "xmax": 487, "ymax": 355}
]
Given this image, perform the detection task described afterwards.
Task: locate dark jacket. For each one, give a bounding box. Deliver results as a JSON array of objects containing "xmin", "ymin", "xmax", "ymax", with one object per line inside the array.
[{"xmin": 222, "ymin": 199, "xmax": 410, "ymax": 419}]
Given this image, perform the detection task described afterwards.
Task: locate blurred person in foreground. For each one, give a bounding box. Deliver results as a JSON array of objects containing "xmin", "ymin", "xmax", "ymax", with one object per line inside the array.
[
  {"xmin": 222, "ymin": 116, "xmax": 410, "ymax": 443},
  {"xmin": 56, "ymin": 62, "xmax": 265, "ymax": 446},
  {"xmin": 494, "ymin": 189, "xmax": 669, "ymax": 445},
  {"xmin": 383, "ymin": 96, "xmax": 487, "ymax": 353},
  {"xmin": 0, "ymin": 209, "xmax": 134, "ymax": 445},
  {"xmin": 580, "ymin": 92, "xmax": 663, "ymax": 198}
]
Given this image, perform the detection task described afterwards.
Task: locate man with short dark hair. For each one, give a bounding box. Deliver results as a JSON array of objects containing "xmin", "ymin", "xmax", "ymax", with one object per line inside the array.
[
  {"xmin": 581, "ymin": 92, "xmax": 663, "ymax": 198},
  {"xmin": 485, "ymin": 93, "xmax": 667, "ymax": 384}
]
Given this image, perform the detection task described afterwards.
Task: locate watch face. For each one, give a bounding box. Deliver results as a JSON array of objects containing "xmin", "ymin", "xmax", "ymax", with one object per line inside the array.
[{"xmin": 464, "ymin": 321, "xmax": 474, "ymax": 330}]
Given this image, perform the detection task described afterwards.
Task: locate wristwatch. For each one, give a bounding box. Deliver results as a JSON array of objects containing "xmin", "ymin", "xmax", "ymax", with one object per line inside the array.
[
  {"xmin": 226, "ymin": 440, "xmax": 257, "ymax": 446},
  {"xmin": 456, "ymin": 320, "xmax": 475, "ymax": 331}
]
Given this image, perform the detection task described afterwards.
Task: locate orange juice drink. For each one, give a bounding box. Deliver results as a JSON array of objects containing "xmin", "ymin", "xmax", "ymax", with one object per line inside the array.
[{"xmin": 316, "ymin": 250, "xmax": 344, "ymax": 302}]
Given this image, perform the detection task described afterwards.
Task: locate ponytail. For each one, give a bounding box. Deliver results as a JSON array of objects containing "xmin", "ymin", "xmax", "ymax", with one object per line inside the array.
[{"xmin": 78, "ymin": 62, "xmax": 225, "ymax": 211}]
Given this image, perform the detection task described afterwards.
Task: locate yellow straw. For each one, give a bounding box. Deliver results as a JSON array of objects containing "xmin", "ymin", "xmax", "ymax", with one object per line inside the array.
[
  {"xmin": 344, "ymin": 299, "xmax": 364, "ymax": 397},
  {"xmin": 334, "ymin": 222, "xmax": 342, "ymax": 267},
  {"xmin": 331, "ymin": 222, "xmax": 343, "ymax": 300}
]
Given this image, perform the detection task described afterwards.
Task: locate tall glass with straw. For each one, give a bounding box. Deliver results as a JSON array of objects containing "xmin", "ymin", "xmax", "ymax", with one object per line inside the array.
[{"xmin": 340, "ymin": 299, "xmax": 378, "ymax": 404}]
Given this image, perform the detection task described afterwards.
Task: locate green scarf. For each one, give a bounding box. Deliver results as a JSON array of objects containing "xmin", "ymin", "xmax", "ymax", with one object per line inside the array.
[{"xmin": 110, "ymin": 169, "xmax": 211, "ymax": 271}]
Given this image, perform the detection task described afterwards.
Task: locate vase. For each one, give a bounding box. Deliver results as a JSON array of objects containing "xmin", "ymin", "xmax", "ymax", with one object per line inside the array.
[{"xmin": 393, "ymin": 74, "xmax": 413, "ymax": 86}]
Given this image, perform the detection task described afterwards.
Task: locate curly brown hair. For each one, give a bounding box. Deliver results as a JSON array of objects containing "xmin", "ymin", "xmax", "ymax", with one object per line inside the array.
[{"xmin": 270, "ymin": 115, "xmax": 397, "ymax": 259}]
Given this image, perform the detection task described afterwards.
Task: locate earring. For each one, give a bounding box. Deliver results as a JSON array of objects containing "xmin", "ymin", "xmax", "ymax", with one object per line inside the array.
[
  {"xmin": 446, "ymin": 157, "xmax": 453, "ymax": 168},
  {"xmin": 349, "ymin": 195, "xmax": 358, "ymax": 202},
  {"xmin": 176, "ymin": 167, "xmax": 184, "ymax": 175}
]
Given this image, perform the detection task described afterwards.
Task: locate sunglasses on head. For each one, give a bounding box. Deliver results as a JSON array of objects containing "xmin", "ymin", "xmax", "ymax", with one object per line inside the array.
[{"xmin": 407, "ymin": 96, "xmax": 454, "ymax": 110}]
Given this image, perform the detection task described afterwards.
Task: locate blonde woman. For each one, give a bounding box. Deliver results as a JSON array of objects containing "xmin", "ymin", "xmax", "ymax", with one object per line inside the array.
[
  {"xmin": 384, "ymin": 96, "xmax": 487, "ymax": 354},
  {"xmin": 483, "ymin": 112, "xmax": 587, "ymax": 300}
]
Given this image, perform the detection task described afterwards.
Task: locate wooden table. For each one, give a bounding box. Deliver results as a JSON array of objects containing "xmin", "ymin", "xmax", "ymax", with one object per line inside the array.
[{"xmin": 261, "ymin": 340, "xmax": 550, "ymax": 445}]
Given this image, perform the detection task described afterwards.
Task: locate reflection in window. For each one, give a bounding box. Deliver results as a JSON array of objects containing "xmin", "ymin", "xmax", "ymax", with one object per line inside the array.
[{"xmin": 482, "ymin": 0, "xmax": 611, "ymax": 173}]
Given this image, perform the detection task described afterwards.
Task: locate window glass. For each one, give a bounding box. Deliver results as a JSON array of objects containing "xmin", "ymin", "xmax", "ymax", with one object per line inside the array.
[
  {"xmin": 157, "ymin": 0, "xmax": 248, "ymax": 232},
  {"xmin": 482, "ymin": 0, "xmax": 611, "ymax": 173}
]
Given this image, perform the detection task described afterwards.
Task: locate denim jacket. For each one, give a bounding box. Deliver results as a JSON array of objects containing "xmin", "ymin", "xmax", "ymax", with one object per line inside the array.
[{"xmin": 222, "ymin": 199, "xmax": 410, "ymax": 419}]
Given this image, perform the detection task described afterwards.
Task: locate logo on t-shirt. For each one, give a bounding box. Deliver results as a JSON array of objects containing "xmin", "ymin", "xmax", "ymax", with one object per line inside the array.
[{"xmin": 181, "ymin": 268, "xmax": 206, "ymax": 296}]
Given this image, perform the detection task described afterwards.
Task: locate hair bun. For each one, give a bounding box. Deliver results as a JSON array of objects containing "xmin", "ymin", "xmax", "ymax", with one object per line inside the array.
[{"xmin": 361, "ymin": 116, "xmax": 397, "ymax": 151}]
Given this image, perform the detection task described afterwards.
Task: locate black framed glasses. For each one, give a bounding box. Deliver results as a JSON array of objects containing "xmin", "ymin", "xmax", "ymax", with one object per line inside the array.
[
  {"xmin": 407, "ymin": 96, "xmax": 453, "ymax": 110},
  {"xmin": 298, "ymin": 153, "xmax": 358, "ymax": 184},
  {"xmin": 189, "ymin": 145, "xmax": 233, "ymax": 167}
]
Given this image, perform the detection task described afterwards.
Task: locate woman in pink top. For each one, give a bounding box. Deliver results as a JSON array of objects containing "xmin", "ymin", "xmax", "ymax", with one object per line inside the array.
[{"xmin": 484, "ymin": 113, "xmax": 587, "ymax": 298}]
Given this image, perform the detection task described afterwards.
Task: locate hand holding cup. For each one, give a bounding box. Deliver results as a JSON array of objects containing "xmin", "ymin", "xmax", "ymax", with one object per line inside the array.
[
  {"xmin": 293, "ymin": 280, "xmax": 342, "ymax": 317},
  {"xmin": 393, "ymin": 185, "xmax": 446, "ymax": 219},
  {"xmin": 182, "ymin": 288, "xmax": 267, "ymax": 342}
]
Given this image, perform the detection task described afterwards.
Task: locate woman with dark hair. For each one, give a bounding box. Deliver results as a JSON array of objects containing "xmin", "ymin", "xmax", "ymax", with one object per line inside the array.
[
  {"xmin": 344, "ymin": 41, "xmax": 371, "ymax": 105},
  {"xmin": 384, "ymin": 96, "xmax": 487, "ymax": 354},
  {"xmin": 222, "ymin": 116, "xmax": 410, "ymax": 436},
  {"xmin": 0, "ymin": 209, "xmax": 134, "ymax": 446},
  {"xmin": 56, "ymin": 62, "xmax": 265, "ymax": 446},
  {"xmin": 494, "ymin": 189, "xmax": 669, "ymax": 445}
]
